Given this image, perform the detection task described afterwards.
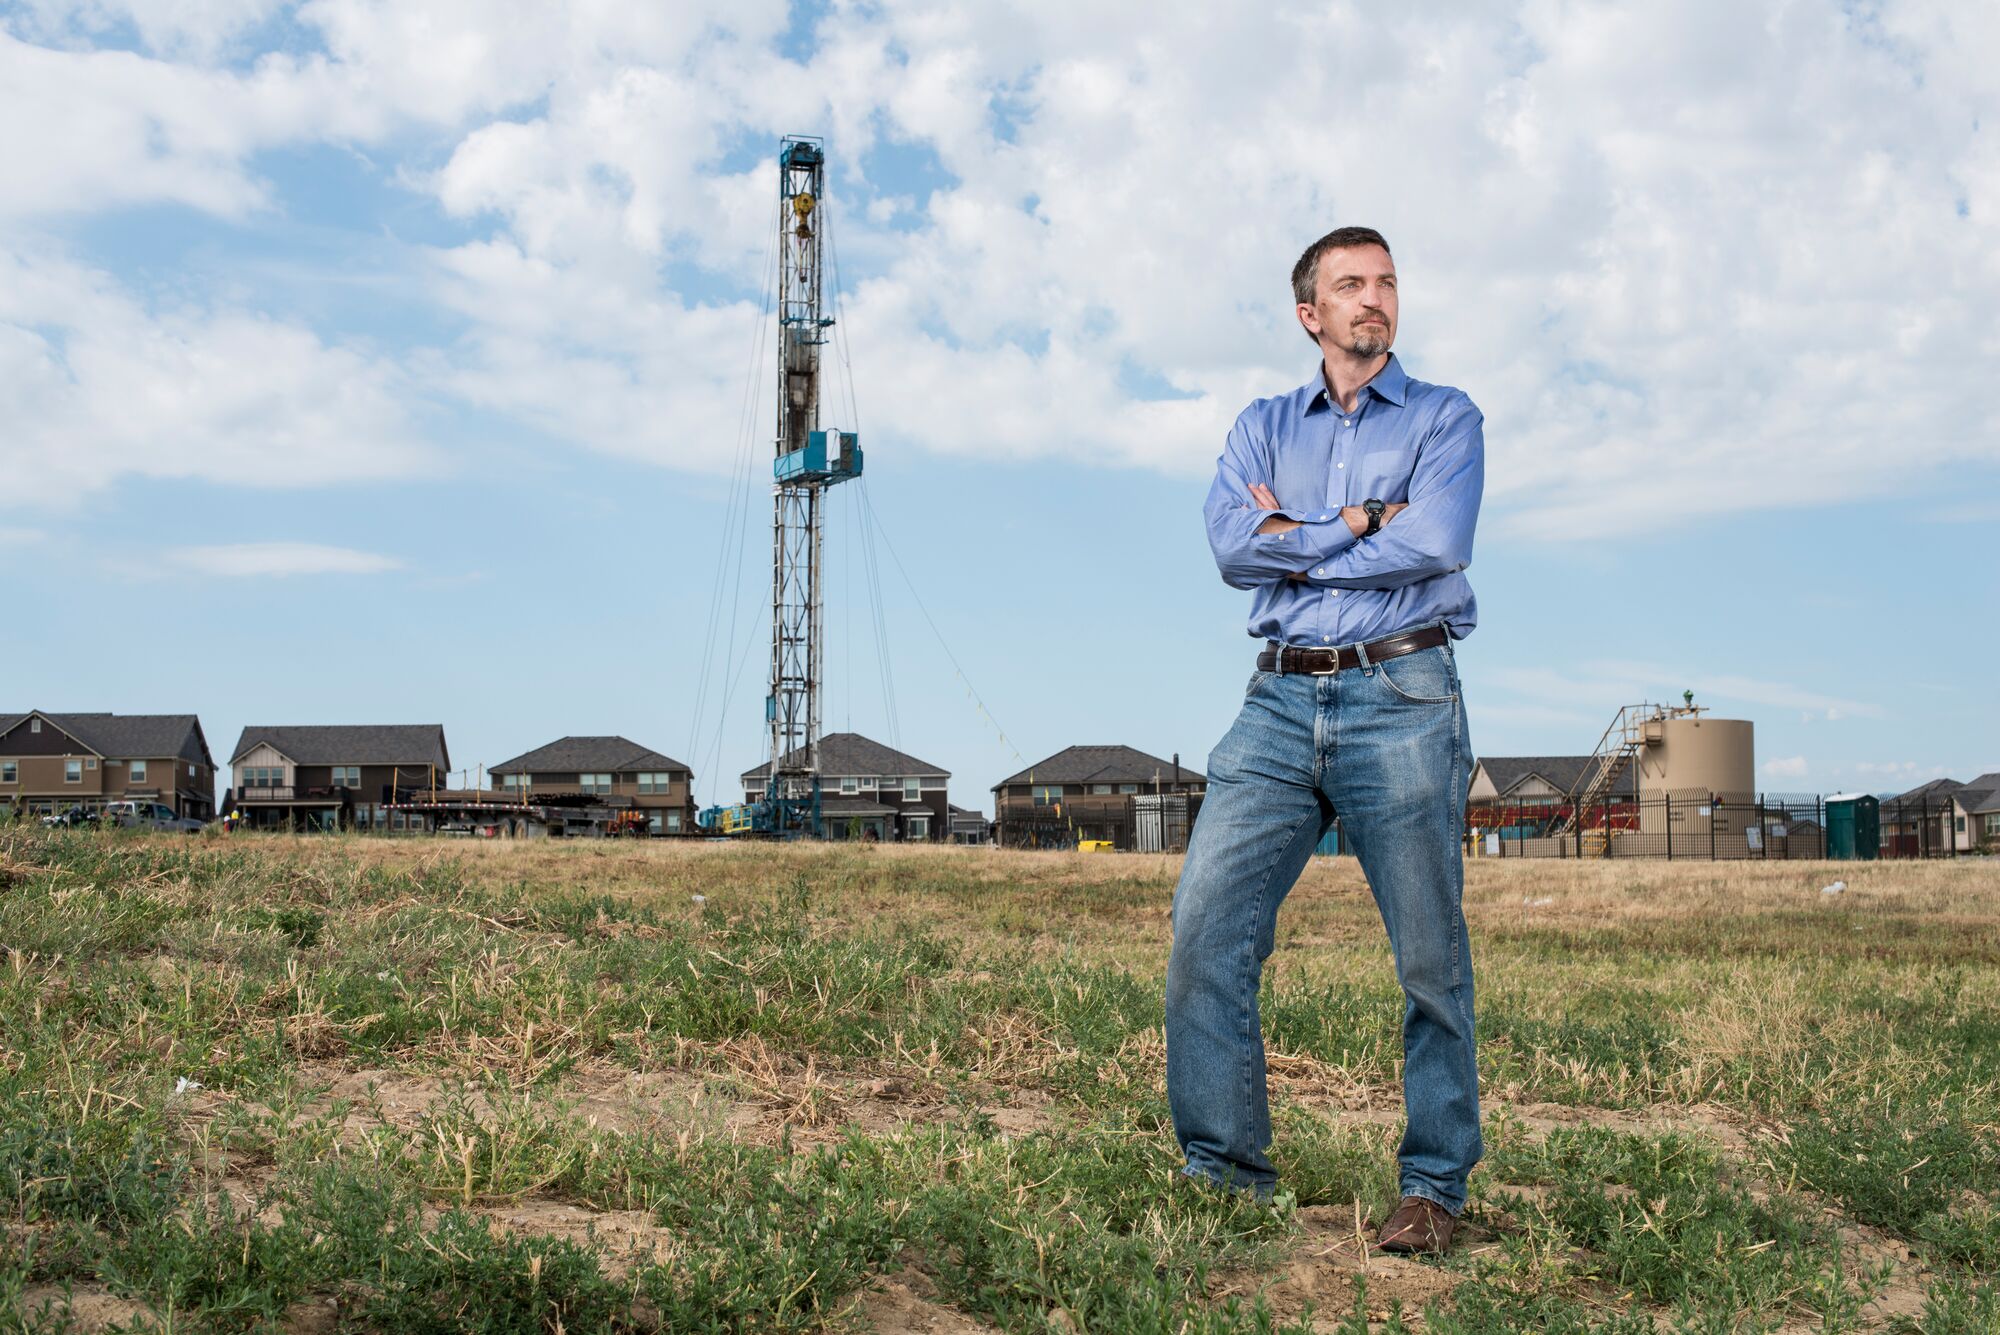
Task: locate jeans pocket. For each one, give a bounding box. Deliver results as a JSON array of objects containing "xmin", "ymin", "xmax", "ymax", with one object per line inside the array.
[
  {"xmin": 1374, "ymin": 646, "xmax": 1457, "ymax": 703},
  {"xmin": 1245, "ymin": 671, "xmax": 1273, "ymax": 698}
]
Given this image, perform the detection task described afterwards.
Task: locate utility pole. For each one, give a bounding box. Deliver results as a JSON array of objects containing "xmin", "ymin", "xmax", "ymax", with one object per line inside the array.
[{"xmin": 765, "ymin": 136, "xmax": 863, "ymax": 838}]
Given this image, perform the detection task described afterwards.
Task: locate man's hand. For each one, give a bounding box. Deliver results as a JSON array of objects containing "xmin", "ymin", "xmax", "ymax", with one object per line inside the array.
[{"xmin": 1247, "ymin": 482, "xmax": 1301, "ymax": 534}]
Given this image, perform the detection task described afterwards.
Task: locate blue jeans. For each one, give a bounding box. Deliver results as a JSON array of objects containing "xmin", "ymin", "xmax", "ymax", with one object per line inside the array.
[{"xmin": 1165, "ymin": 636, "xmax": 1480, "ymax": 1212}]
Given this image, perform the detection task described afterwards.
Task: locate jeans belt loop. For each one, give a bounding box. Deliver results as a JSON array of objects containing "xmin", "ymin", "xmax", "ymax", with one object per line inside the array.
[{"xmin": 1355, "ymin": 636, "xmax": 1373, "ymax": 674}]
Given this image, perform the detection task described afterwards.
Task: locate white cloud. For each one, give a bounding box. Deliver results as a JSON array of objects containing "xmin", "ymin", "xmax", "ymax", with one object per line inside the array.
[
  {"xmin": 168, "ymin": 541, "xmax": 402, "ymax": 576},
  {"xmin": 1484, "ymin": 659, "xmax": 1880, "ymax": 726},
  {"xmin": 9, "ymin": 1, "xmax": 285, "ymax": 61},
  {"xmin": 1761, "ymin": 756, "xmax": 1809, "ymax": 779},
  {"xmin": 0, "ymin": 242, "xmax": 436, "ymax": 508},
  {"xmin": 3, "ymin": 0, "xmax": 1998, "ymax": 535}
]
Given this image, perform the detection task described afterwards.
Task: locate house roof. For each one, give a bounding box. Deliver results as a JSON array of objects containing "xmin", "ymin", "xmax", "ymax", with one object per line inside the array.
[
  {"xmin": 231, "ymin": 725, "xmax": 449, "ymax": 771},
  {"xmin": 493, "ymin": 736, "xmax": 690, "ymax": 775},
  {"xmin": 741, "ymin": 732, "xmax": 948, "ymax": 783},
  {"xmin": 994, "ymin": 745, "xmax": 1193, "ymax": 789},
  {"xmin": 3, "ymin": 711, "xmax": 213, "ymax": 767},
  {"xmin": 948, "ymin": 804, "xmax": 987, "ymax": 819},
  {"xmin": 1954, "ymin": 773, "xmax": 2000, "ymax": 816},
  {"xmin": 1881, "ymin": 776, "xmax": 1965, "ymax": 816},
  {"xmin": 1470, "ymin": 755, "xmax": 1637, "ymax": 800}
]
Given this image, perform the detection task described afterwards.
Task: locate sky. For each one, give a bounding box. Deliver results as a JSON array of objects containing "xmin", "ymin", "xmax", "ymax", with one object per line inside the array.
[{"xmin": 3, "ymin": 0, "xmax": 1996, "ymax": 813}]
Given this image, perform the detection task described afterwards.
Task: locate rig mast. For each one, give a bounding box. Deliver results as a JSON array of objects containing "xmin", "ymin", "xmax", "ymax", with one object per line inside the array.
[{"xmin": 765, "ymin": 136, "xmax": 862, "ymax": 836}]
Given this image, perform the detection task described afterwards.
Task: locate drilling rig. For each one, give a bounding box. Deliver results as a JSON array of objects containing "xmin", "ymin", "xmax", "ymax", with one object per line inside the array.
[{"xmin": 701, "ymin": 136, "xmax": 862, "ymax": 838}]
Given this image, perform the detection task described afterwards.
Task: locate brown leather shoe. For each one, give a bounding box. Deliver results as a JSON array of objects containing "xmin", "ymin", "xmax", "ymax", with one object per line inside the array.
[{"xmin": 1375, "ymin": 1195, "xmax": 1455, "ymax": 1255}]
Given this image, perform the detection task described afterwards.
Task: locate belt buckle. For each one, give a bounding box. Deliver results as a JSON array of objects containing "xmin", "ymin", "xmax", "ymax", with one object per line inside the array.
[{"xmin": 1310, "ymin": 645, "xmax": 1341, "ymax": 676}]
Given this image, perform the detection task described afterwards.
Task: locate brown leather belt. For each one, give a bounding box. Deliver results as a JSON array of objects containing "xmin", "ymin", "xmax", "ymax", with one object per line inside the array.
[{"xmin": 1257, "ymin": 625, "xmax": 1449, "ymax": 675}]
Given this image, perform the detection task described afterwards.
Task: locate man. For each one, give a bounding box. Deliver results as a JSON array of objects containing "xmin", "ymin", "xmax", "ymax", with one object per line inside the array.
[{"xmin": 1165, "ymin": 225, "xmax": 1483, "ymax": 1257}]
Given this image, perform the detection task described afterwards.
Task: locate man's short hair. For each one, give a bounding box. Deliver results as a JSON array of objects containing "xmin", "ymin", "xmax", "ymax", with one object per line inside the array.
[{"xmin": 1291, "ymin": 226, "xmax": 1392, "ymax": 308}]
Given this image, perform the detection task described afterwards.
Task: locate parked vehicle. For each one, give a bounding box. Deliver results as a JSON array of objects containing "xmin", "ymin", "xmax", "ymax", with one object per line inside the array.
[
  {"xmin": 42, "ymin": 807, "xmax": 100, "ymax": 828},
  {"xmin": 102, "ymin": 800, "xmax": 206, "ymax": 833}
]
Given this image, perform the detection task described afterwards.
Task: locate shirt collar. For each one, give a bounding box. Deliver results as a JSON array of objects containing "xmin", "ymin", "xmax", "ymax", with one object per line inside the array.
[{"xmin": 1302, "ymin": 352, "xmax": 1408, "ymax": 412}]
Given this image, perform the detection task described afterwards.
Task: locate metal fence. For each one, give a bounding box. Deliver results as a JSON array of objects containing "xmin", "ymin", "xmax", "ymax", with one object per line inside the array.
[{"xmin": 1465, "ymin": 789, "xmax": 1960, "ymax": 861}]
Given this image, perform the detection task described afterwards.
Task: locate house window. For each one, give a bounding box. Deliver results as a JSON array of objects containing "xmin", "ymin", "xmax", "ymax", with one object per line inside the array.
[
  {"xmin": 903, "ymin": 777, "xmax": 920, "ymax": 799},
  {"xmin": 65, "ymin": 760, "xmax": 81, "ymax": 783},
  {"xmin": 637, "ymin": 772, "xmax": 676, "ymax": 794},
  {"xmin": 31, "ymin": 719, "xmax": 40, "ymax": 733},
  {"xmin": 1, "ymin": 762, "xmax": 14, "ymax": 783},
  {"xmin": 501, "ymin": 774, "xmax": 526, "ymax": 789},
  {"xmin": 85, "ymin": 758, "xmax": 97, "ymax": 770},
  {"xmin": 580, "ymin": 773, "xmax": 611, "ymax": 795},
  {"xmin": 1090, "ymin": 784, "xmax": 1112, "ymax": 795},
  {"xmin": 1032, "ymin": 785, "xmax": 1062, "ymax": 806},
  {"xmin": 332, "ymin": 766, "xmax": 360, "ymax": 787},
  {"xmin": 1985, "ymin": 814, "xmax": 2000, "ymax": 837},
  {"xmin": 906, "ymin": 815, "xmax": 931, "ymax": 840},
  {"xmin": 1956, "ymin": 816, "xmax": 1967, "ymax": 833},
  {"xmin": 666, "ymin": 810, "xmax": 682, "ymax": 832},
  {"xmin": 1119, "ymin": 783, "xmax": 1138, "ymax": 794},
  {"xmin": 840, "ymin": 777, "xmax": 858, "ymax": 795},
  {"xmin": 859, "ymin": 776, "xmax": 877, "ymax": 791},
  {"xmin": 130, "ymin": 760, "xmax": 147, "ymax": 783}
]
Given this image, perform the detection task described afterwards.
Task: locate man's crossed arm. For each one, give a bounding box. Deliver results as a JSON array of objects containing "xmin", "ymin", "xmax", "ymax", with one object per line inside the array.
[{"xmin": 1249, "ymin": 483, "xmax": 1406, "ymax": 554}]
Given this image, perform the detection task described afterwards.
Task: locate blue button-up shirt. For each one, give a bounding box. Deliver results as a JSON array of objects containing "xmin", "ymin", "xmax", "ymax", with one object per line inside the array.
[{"xmin": 1204, "ymin": 354, "xmax": 1483, "ymax": 647}]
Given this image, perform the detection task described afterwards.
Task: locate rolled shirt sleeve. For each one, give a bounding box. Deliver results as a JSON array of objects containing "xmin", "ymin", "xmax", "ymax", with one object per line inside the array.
[
  {"xmin": 1205, "ymin": 414, "xmax": 1360, "ymax": 590},
  {"xmin": 1292, "ymin": 396, "xmax": 1483, "ymax": 592}
]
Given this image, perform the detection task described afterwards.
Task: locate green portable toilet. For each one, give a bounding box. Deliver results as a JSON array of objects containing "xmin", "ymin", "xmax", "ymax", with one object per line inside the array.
[{"xmin": 1825, "ymin": 794, "xmax": 1880, "ymax": 860}]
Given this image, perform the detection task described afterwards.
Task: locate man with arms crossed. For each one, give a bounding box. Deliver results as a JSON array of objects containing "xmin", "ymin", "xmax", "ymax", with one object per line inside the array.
[{"xmin": 1166, "ymin": 226, "xmax": 1483, "ymax": 1256}]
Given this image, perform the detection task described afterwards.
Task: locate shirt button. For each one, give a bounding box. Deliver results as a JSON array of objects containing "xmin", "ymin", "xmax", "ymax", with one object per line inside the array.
[
  {"xmin": 1322, "ymin": 635, "xmax": 1331, "ymax": 642},
  {"xmin": 1331, "ymin": 591, "xmax": 1340, "ymax": 598},
  {"xmin": 1337, "ymin": 461, "xmax": 1344, "ymax": 468},
  {"xmin": 1344, "ymin": 419, "xmax": 1353, "ymax": 426}
]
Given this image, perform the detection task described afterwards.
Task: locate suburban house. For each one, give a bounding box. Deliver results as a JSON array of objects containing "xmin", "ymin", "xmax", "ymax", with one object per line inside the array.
[
  {"xmin": 740, "ymin": 733, "xmax": 949, "ymax": 841},
  {"xmin": 1954, "ymin": 775, "xmax": 2000, "ymax": 853},
  {"xmin": 490, "ymin": 736, "xmax": 697, "ymax": 835},
  {"xmin": 947, "ymin": 804, "xmax": 990, "ymax": 845},
  {"xmin": 1, "ymin": 711, "xmax": 216, "ymax": 821},
  {"xmin": 1466, "ymin": 756, "xmax": 1639, "ymax": 813},
  {"xmin": 1879, "ymin": 777, "xmax": 1965, "ymax": 857},
  {"xmin": 992, "ymin": 745, "xmax": 1205, "ymax": 849},
  {"xmin": 229, "ymin": 725, "xmax": 450, "ymax": 832},
  {"xmin": 1885, "ymin": 774, "xmax": 2000, "ymax": 855}
]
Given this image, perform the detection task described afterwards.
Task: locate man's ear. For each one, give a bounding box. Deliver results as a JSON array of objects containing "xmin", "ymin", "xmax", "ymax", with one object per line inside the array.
[{"xmin": 1296, "ymin": 303, "xmax": 1319, "ymax": 339}]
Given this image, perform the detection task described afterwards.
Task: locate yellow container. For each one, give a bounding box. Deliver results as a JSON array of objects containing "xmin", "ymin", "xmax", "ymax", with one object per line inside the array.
[{"xmin": 1078, "ymin": 840, "xmax": 1115, "ymax": 854}]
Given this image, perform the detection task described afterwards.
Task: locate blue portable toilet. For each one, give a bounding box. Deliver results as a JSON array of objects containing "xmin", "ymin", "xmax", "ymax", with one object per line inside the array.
[{"xmin": 1315, "ymin": 823, "xmax": 1342, "ymax": 856}]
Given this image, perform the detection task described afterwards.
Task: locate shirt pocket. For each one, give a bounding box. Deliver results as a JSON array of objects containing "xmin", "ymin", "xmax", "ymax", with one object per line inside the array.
[{"xmin": 1358, "ymin": 449, "xmax": 1417, "ymax": 503}]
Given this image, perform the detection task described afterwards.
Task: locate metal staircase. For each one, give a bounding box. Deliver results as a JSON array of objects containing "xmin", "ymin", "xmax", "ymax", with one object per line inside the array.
[{"xmin": 1553, "ymin": 703, "xmax": 1677, "ymax": 843}]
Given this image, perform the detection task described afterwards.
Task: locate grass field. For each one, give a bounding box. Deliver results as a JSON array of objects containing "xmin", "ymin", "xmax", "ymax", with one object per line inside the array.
[{"xmin": 2, "ymin": 829, "xmax": 1997, "ymax": 1333}]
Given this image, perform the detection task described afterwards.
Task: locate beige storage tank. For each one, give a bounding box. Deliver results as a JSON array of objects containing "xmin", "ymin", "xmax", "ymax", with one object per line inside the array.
[{"xmin": 1635, "ymin": 716, "xmax": 1755, "ymax": 837}]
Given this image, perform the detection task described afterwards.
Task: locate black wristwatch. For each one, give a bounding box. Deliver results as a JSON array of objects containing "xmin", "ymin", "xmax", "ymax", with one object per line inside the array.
[{"xmin": 1363, "ymin": 498, "xmax": 1386, "ymax": 537}]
